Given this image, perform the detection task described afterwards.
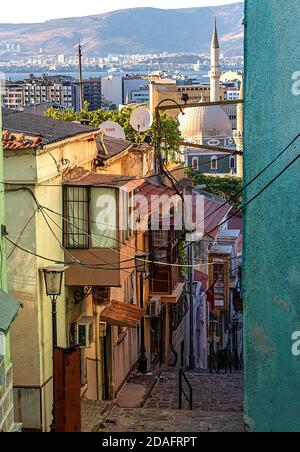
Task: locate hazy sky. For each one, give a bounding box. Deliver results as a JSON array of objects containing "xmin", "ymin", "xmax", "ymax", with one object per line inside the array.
[{"xmin": 2, "ymin": 0, "xmax": 240, "ymax": 23}]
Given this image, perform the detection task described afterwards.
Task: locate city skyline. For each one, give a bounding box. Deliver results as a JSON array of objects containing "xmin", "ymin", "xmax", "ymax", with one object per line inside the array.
[{"xmin": 1, "ymin": 0, "xmax": 241, "ymax": 24}]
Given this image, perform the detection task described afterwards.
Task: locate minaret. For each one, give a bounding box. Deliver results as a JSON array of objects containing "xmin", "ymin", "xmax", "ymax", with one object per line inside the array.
[
  {"xmin": 210, "ymin": 18, "xmax": 221, "ymax": 102},
  {"xmin": 235, "ymin": 77, "xmax": 244, "ymax": 178}
]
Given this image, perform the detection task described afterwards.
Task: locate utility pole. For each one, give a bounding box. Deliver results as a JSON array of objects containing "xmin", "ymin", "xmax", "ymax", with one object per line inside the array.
[
  {"xmin": 78, "ymin": 42, "xmax": 83, "ymax": 111},
  {"xmin": 188, "ymin": 241, "xmax": 195, "ymax": 370}
]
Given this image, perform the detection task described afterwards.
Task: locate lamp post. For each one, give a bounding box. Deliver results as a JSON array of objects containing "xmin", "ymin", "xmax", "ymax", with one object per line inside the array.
[
  {"xmin": 136, "ymin": 253, "xmax": 148, "ymax": 374},
  {"xmin": 42, "ymin": 266, "xmax": 66, "ymax": 432}
]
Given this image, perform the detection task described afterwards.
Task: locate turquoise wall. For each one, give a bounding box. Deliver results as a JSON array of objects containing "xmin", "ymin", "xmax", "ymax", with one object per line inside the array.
[{"xmin": 244, "ymin": 0, "xmax": 300, "ymax": 432}]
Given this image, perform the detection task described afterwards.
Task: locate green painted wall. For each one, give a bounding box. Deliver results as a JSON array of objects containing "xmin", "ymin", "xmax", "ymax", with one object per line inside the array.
[
  {"xmin": 244, "ymin": 0, "xmax": 300, "ymax": 432},
  {"xmin": 0, "ymin": 97, "xmax": 10, "ymax": 368}
]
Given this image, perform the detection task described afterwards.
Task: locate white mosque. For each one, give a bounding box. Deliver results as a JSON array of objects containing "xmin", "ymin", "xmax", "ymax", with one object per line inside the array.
[{"xmin": 178, "ymin": 19, "xmax": 243, "ymax": 178}]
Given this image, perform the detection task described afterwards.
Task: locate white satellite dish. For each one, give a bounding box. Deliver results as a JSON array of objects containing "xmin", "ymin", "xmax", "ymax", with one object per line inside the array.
[
  {"xmin": 99, "ymin": 121, "xmax": 126, "ymax": 140},
  {"xmin": 130, "ymin": 107, "xmax": 153, "ymax": 133}
]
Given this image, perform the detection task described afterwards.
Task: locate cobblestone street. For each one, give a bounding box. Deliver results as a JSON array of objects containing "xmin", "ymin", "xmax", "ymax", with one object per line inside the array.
[
  {"xmin": 145, "ymin": 370, "xmax": 243, "ymax": 412},
  {"xmin": 82, "ymin": 370, "xmax": 244, "ymax": 433}
]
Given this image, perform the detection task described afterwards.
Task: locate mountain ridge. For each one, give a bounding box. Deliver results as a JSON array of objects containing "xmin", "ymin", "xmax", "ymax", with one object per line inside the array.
[{"xmin": 0, "ymin": 3, "xmax": 244, "ymax": 57}]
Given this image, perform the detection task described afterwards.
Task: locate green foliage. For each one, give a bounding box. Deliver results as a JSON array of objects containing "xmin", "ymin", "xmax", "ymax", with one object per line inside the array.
[
  {"xmin": 152, "ymin": 113, "xmax": 183, "ymax": 163},
  {"xmin": 178, "ymin": 237, "xmax": 188, "ymax": 277},
  {"xmin": 45, "ymin": 105, "xmax": 182, "ymax": 160},
  {"xmin": 187, "ymin": 170, "xmax": 243, "ymax": 207}
]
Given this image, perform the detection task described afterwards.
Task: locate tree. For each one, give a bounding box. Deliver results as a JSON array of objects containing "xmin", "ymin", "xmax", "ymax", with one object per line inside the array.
[
  {"xmin": 187, "ymin": 170, "xmax": 243, "ymax": 207},
  {"xmin": 45, "ymin": 105, "xmax": 182, "ymax": 160}
]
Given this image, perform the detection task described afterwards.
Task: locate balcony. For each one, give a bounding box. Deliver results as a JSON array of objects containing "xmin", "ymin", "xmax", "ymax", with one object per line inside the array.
[
  {"xmin": 150, "ymin": 266, "xmax": 180, "ymax": 294},
  {"xmin": 63, "ymin": 175, "xmax": 140, "ymax": 288},
  {"xmin": 149, "ymin": 229, "xmax": 184, "ymax": 304}
]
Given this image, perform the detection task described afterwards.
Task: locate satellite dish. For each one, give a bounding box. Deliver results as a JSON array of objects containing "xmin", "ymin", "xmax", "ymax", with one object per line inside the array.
[
  {"xmin": 99, "ymin": 121, "xmax": 126, "ymax": 140},
  {"xmin": 130, "ymin": 107, "xmax": 153, "ymax": 133}
]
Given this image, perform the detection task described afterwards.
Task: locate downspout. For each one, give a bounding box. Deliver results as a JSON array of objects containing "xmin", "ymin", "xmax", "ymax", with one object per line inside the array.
[
  {"xmin": 94, "ymin": 306, "xmax": 102, "ymax": 401},
  {"xmin": 169, "ymin": 307, "xmax": 178, "ymax": 367}
]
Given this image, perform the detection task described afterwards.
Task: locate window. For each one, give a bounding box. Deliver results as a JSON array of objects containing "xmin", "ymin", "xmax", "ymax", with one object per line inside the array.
[
  {"xmin": 213, "ymin": 264, "xmax": 225, "ymax": 296},
  {"xmin": 64, "ymin": 186, "xmax": 118, "ymax": 249},
  {"xmin": 64, "ymin": 187, "xmax": 89, "ymax": 248},
  {"xmin": 192, "ymin": 158, "xmax": 199, "ymax": 171},
  {"xmin": 211, "ymin": 156, "xmax": 218, "ymax": 171},
  {"xmin": 230, "ymin": 156, "xmax": 236, "ymax": 170},
  {"xmin": 90, "ymin": 187, "xmax": 118, "ymax": 248}
]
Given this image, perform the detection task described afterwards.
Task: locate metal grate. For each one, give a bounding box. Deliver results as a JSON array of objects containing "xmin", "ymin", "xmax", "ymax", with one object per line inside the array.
[{"xmin": 63, "ymin": 187, "xmax": 89, "ymax": 249}]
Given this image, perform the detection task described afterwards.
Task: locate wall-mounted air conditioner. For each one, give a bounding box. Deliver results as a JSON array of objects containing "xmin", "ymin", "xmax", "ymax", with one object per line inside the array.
[{"xmin": 148, "ymin": 297, "xmax": 161, "ymax": 318}]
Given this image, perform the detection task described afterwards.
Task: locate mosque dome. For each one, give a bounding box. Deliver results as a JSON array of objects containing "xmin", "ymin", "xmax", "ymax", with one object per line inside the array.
[{"xmin": 178, "ymin": 101, "xmax": 233, "ymax": 143}]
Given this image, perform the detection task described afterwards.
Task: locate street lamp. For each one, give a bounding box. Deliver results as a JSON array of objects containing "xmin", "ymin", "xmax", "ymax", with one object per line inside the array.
[
  {"xmin": 42, "ymin": 265, "xmax": 66, "ymax": 432},
  {"xmin": 135, "ymin": 253, "xmax": 148, "ymax": 374}
]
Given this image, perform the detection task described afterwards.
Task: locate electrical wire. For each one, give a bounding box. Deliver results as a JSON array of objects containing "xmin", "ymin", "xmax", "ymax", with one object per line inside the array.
[
  {"xmin": 41, "ymin": 207, "xmax": 134, "ymax": 275},
  {"xmin": 4, "ymin": 133, "xmax": 300, "ymax": 270},
  {"xmin": 6, "ymin": 151, "xmax": 299, "ymax": 272},
  {"xmin": 48, "ymin": 151, "xmax": 300, "ymax": 270},
  {"xmin": 7, "ymin": 208, "xmax": 38, "ymax": 259},
  {"xmin": 0, "ymin": 152, "xmax": 236, "ymax": 188},
  {"xmin": 41, "ymin": 202, "xmax": 238, "ymax": 270},
  {"xmin": 111, "ymin": 130, "xmax": 300, "ymax": 262}
]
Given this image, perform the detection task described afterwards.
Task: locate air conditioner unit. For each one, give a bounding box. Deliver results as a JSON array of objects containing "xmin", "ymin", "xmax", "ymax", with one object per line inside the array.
[
  {"xmin": 148, "ymin": 297, "xmax": 161, "ymax": 318},
  {"xmin": 70, "ymin": 317, "xmax": 94, "ymax": 348}
]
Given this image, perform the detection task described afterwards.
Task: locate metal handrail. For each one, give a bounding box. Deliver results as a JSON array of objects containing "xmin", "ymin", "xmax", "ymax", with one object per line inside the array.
[{"xmin": 179, "ymin": 369, "xmax": 193, "ymax": 410}]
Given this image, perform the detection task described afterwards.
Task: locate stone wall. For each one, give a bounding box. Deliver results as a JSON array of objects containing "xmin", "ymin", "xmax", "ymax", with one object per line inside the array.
[{"xmin": 0, "ymin": 359, "xmax": 19, "ymax": 432}]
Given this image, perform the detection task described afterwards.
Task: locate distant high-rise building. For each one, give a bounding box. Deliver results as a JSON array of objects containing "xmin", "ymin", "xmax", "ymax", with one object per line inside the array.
[
  {"xmin": 2, "ymin": 75, "xmax": 76, "ymax": 111},
  {"xmin": 57, "ymin": 54, "xmax": 65, "ymax": 65},
  {"xmin": 74, "ymin": 78, "xmax": 102, "ymax": 111}
]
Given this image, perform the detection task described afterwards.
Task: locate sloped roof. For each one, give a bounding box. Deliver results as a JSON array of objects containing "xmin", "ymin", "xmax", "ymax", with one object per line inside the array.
[
  {"xmin": 96, "ymin": 135, "xmax": 132, "ymax": 161},
  {"xmin": 2, "ymin": 110, "xmax": 97, "ymax": 145},
  {"xmin": 2, "ymin": 131, "xmax": 43, "ymax": 150}
]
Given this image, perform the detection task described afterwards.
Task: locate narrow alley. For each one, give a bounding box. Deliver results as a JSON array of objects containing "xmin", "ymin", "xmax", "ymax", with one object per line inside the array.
[{"xmin": 82, "ymin": 370, "xmax": 244, "ymax": 433}]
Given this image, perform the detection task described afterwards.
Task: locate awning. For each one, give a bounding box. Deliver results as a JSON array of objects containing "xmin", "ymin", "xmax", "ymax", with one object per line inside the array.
[
  {"xmin": 100, "ymin": 300, "xmax": 145, "ymax": 328},
  {"xmin": 0, "ymin": 289, "xmax": 21, "ymax": 334}
]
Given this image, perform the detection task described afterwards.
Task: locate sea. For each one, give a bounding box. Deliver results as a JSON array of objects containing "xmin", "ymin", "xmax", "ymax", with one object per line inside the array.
[{"xmin": 3, "ymin": 69, "xmax": 209, "ymax": 82}]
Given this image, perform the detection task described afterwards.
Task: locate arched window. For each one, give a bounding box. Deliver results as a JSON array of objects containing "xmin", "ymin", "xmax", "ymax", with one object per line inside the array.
[
  {"xmin": 192, "ymin": 158, "xmax": 199, "ymax": 171},
  {"xmin": 211, "ymin": 156, "xmax": 218, "ymax": 171},
  {"xmin": 230, "ymin": 156, "xmax": 236, "ymax": 170}
]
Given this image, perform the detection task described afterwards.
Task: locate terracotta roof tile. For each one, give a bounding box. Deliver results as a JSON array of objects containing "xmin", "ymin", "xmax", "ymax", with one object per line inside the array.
[{"xmin": 2, "ymin": 131, "xmax": 43, "ymax": 150}]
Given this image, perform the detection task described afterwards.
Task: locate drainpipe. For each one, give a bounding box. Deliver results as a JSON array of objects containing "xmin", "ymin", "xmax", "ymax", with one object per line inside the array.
[{"xmin": 95, "ymin": 308, "xmax": 102, "ymax": 400}]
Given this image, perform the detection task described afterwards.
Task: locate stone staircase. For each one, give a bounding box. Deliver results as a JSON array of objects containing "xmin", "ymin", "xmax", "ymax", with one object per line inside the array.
[{"xmin": 82, "ymin": 369, "xmax": 245, "ymax": 432}]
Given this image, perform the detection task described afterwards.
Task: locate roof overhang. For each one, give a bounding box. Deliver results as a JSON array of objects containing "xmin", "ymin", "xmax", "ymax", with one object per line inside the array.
[
  {"xmin": 100, "ymin": 300, "xmax": 145, "ymax": 328},
  {"xmin": 0, "ymin": 290, "xmax": 21, "ymax": 335}
]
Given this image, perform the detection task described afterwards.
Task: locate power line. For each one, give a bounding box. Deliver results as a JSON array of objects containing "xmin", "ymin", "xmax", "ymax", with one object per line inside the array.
[
  {"xmin": 118, "ymin": 130, "xmax": 300, "ymax": 261},
  {"xmin": 5, "ymin": 152, "xmax": 299, "ymax": 272},
  {"xmin": 7, "ymin": 208, "xmax": 38, "ymax": 259},
  {"xmin": 1, "ymin": 152, "xmax": 236, "ymax": 188},
  {"xmin": 4, "ymin": 132, "xmax": 300, "ymax": 270}
]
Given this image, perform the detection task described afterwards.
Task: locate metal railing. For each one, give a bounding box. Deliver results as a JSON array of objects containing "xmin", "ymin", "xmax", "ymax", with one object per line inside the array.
[{"xmin": 179, "ymin": 369, "xmax": 193, "ymax": 410}]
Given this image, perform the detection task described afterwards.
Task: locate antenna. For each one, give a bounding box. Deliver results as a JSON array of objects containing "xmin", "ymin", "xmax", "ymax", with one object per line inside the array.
[
  {"xmin": 78, "ymin": 41, "xmax": 83, "ymax": 111},
  {"xmin": 99, "ymin": 121, "xmax": 126, "ymax": 140},
  {"xmin": 130, "ymin": 106, "xmax": 153, "ymax": 133}
]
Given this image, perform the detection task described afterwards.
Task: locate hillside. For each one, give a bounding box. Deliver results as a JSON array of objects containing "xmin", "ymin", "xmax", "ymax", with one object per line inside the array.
[{"xmin": 0, "ymin": 4, "xmax": 244, "ymax": 56}]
